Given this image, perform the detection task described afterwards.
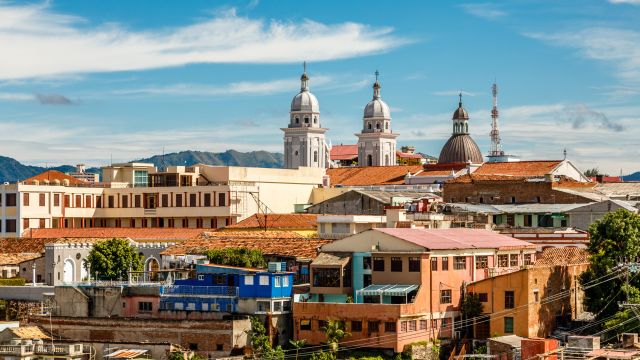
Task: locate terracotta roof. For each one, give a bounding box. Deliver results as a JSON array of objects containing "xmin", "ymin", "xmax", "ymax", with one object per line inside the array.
[
  {"xmin": 326, "ymin": 165, "xmax": 423, "ymax": 186},
  {"xmin": 417, "ymin": 163, "xmax": 468, "ymax": 177},
  {"xmin": 161, "ymin": 231, "xmax": 331, "ymax": 260},
  {"xmin": 396, "ymin": 151, "xmax": 424, "ymax": 160},
  {"xmin": 374, "ymin": 228, "xmax": 536, "ymax": 250},
  {"xmin": 0, "ymin": 238, "xmax": 48, "ymax": 253},
  {"xmin": 226, "ymin": 213, "xmax": 317, "ymax": 230},
  {"xmin": 0, "ymin": 253, "xmax": 42, "ymax": 266},
  {"xmin": 533, "ymin": 247, "xmax": 589, "ymax": 266},
  {"xmin": 22, "ymin": 170, "xmax": 84, "ymax": 185},
  {"xmin": 26, "ymin": 228, "xmax": 204, "ymax": 241},
  {"xmin": 446, "ymin": 174, "xmax": 527, "ymax": 184},
  {"xmin": 330, "ymin": 145, "xmax": 358, "ymax": 161},
  {"xmin": 589, "ymin": 176, "xmax": 623, "ymax": 183},
  {"xmin": 8, "ymin": 326, "xmax": 50, "ymax": 340},
  {"xmin": 473, "ymin": 160, "xmax": 563, "ymax": 177}
]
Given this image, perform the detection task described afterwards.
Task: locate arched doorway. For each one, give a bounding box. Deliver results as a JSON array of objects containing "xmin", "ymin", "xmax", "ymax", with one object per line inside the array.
[
  {"xmin": 145, "ymin": 257, "xmax": 160, "ymax": 281},
  {"xmin": 63, "ymin": 259, "xmax": 75, "ymax": 283},
  {"xmin": 367, "ymin": 154, "xmax": 373, "ymax": 166}
]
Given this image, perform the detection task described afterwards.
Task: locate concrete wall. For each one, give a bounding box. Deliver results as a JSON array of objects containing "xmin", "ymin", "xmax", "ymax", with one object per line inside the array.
[
  {"xmin": 307, "ymin": 191, "xmax": 387, "ymax": 216},
  {"xmin": 444, "ymin": 180, "xmax": 594, "ymax": 205}
]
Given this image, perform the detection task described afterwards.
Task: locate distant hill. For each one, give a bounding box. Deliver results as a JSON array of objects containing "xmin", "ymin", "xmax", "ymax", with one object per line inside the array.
[
  {"xmin": 623, "ymin": 172, "xmax": 640, "ymax": 182},
  {"xmin": 134, "ymin": 150, "xmax": 284, "ymax": 169},
  {"xmin": 0, "ymin": 150, "xmax": 284, "ymax": 183}
]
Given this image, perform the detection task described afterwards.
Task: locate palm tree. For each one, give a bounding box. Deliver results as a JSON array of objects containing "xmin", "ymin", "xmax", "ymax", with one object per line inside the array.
[
  {"xmin": 322, "ymin": 320, "xmax": 350, "ymax": 352},
  {"xmin": 289, "ymin": 339, "xmax": 306, "ymax": 360}
]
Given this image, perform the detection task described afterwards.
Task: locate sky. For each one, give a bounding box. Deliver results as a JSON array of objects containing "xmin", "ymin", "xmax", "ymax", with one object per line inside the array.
[{"xmin": 1, "ymin": 0, "xmax": 639, "ymax": 174}]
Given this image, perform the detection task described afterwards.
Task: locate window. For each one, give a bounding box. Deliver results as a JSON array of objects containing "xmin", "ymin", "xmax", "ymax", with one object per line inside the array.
[
  {"xmin": 368, "ymin": 123, "xmax": 372, "ymax": 130},
  {"xmin": 440, "ymin": 290, "xmax": 452, "ymax": 304},
  {"xmin": 385, "ymin": 322, "xmax": 397, "ymax": 332},
  {"xmin": 420, "ymin": 320, "xmax": 427, "ymax": 330},
  {"xmin": 533, "ymin": 290, "xmax": 539, "ymax": 303},
  {"xmin": 257, "ymin": 301, "xmax": 270, "ymax": 312},
  {"xmin": 431, "ymin": 258, "xmax": 438, "ymax": 271},
  {"xmin": 218, "ymin": 193, "xmax": 226, "ymax": 206},
  {"xmin": 295, "ymin": 117, "xmax": 300, "ymax": 124},
  {"xmin": 509, "ymin": 254, "xmax": 518, "ymax": 267},
  {"xmin": 313, "ymin": 268, "xmax": 340, "ymax": 287},
  {"xmin": 524, "ymin": 254, "xmax": 533, "ymax": 265},
  {"xmin": 524, "ymin": 214, "xmax": 533, "ymax": 227},
  {"xmin": 39, "ymin": 219, "xmax": 45, "ymax": 228},
  {"xmin": 391, "ymin": 257, "xmax": 402, "ymax": 272},
  {"xmin": 498, "ymin": 254, "xmax": 508, "ymax": 267},
  {"xmin": 138, "ymin": 302, "xmax": 153, "ymax": 312},
  {"xmin": 304, "ymin": 116, "xmax": 309, "ymax": 124},
  {"xmin": 475, "ymin": 256, "xmax": 488, "ymax": 269},
  {"xmin": 108, "ymin": 196, "xmax": 114, "ymax": 208},
  {"xmin": 505, "ymin": 291, "xmax": 515, "ymax": 309},
  {"xmin": 442, "ymin": 257, "xmax": 449, "ymax": 271},
  {"xmin": 135, "ymin": 195, "xmax": 142, "ymax": 208},
  {"xmin": 23, "ymin": 219, "xmax": 29, "ymax": 230},
  {"xmin": 363, "ymin": 257, "xmax": 372, "ymax": 270},
  {"xmin": 204, "ymin": 193, "xmax": 211, "ymax": 207},
  {"xmin": 182, "ymin": 219, "xmax": 188, "ymax": 228},
  {"xmin": 504, "ymin": 317, "xmax": 514, "ymax": 333},
  {"xmin": 442, "ymin": 318, "xmax": 449, "ymax": 329},
  {"xmin": 314, "ymin": 151, "xmax": 318, "ymax": 163},
  {"xmin": 367, "ymin": 321, "xmax": 380, "ymax": 334},
  {"xmin": 510, "ymin": 196, "xmax": 516, "ymax": 204},
  {"xmin": 244, "ymin": 275, "xmax": 254, "ymax": 285},
  {"xmin": 39, "ymin": 194, "xmax": 45, "ymax": 206},
  {"xmin": 401, "ymin": 321, "xmax": 407, "ymax": 332},
  {"xmin": 274, "ymin": 276, "xmax": 281, "ymax": 287},
  {"xmin": 53, "ymin": 194, "xmax": 60, "ymax": 207},
  {"xmin": 408, "ymin": 320, "xmax": 417, "ymax": 332},
  {"xmin": 134, "ymin": 170, "xmax": 148, "ymax": 187},
  {"xmin": 190, "ymin": 193, "xmax": 197, "ymax": 207},
  {"xmin": 351, "ymin": 321, "xmax": 362, "ymax": 332},
  {"xmin": 453, "ymin": 256, "xmax": 466, "ymax": 270},
  {"xmin": 122, "ymin": 195, "xmax": 128, "ymax": 208},
  {"xmin": 189, "ymin": 343, "xmax": 198, "ymax": 351},
  {"xmin": 96, "ymin": 196, "xmax": 101, "ymax": 208},
  {"xmin": 318, "ymin": 320, "xmax": 327, "ymax": 330},
  {"xmin": 282, "ymin": 276, "xmax": 289, "ymax": 287},
  {"xmin": 6, "ymin": 193, "xmax": 16, "ymax": 206},
  {"xmin": 85, "ymin": 195, "xmax": 92, "ymax": 208},
  {"xmin": 283, "ymin": 301, "xmax": 291, "ymax": 312},
  {"xmin": 478, "ymin": 293, "xmax": 488, "ymax": 302},
  {"xmin": 409, "ymin": 257, "xmax": 420, "ymax": 272},
  {"xmin": 273, "ymin": 301, "xmax": 282, "ymax": 312},
  {"xmin": 300, "ymin": 320, "xmax": 311, "ymax": 330},
  {"xmin": 373, "ymin": 257, "xmax": 385, "ymax": 271},
  {"xmin": 23, "ymin": 193, "xmax": 29, "ymax": 206},
  {"xmin": 75, "ymin": 194, "xmax": 82, "ymax": 207},
  {"xmin": 259, "ymin": 275, "xmax": 269, "ymax": 286},
  {"xmin": 175, "ymin": 194, "xmax": 183, "ymax": 207},
  {"xmin": 217, "ymin": 344, "xmax": 224, "ymax": 351}
]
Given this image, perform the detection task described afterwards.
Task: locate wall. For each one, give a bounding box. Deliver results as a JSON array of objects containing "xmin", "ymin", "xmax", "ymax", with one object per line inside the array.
[
  {"xmin": 307, "ymin": 191, "xmax": 386, "ymax": 215},
  {"xmin": 444, "ymin": 180, "xmax": 594, "ymax": 205},
  {"xmin": 567, "ymin": 200, "xmax": 637, "ymax": 230}
]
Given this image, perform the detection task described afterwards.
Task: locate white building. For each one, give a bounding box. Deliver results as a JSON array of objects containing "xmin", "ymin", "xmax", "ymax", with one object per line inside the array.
[
  {"xmin": 356, "ymin": 72, "xmax": 398, "ymax": 167},
  {"xmin": 282, "ymin": 64, "xmax": 329, "ymax": 169}
]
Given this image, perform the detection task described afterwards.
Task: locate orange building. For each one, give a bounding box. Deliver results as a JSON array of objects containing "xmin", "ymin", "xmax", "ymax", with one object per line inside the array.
[
  {"xmin": 466, "ymin": 247, "xmax": 589, "ymax": 339},
  {"xmin": 293, "ymin": 228, "xmax": 536, "ymax": 352}
]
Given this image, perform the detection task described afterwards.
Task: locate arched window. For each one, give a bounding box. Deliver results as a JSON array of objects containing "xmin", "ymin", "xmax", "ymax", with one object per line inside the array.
[
  {"xmin": 63, "ymin": 259, "xmax": 75, "ymax": 283},
  {"xmin": 385, "ymin": 122, "xmax": 389, "ymax": 130},
  {"xmin": 295, "ymin": 117, "xmax": 299, "ymax": 124},
  {"xmin": 314, "ymin": 117, "xmax": 318, "ymax": 124},
  {"xmin": 304, "ymin": 117, "xmax": 309, "ymax": 124},
  {"xmin": 376, "ymin": 123, "xmax": 380, "ymax": 129},
  {"xmin": 454, "ymin": 123, "xmax": 459, "ymax": 133},
  {"xmin": 368, "ymin": 123, "xmax": 372, "ymax": 130},
  {"xmin": 367, "ymin": 154, "xmax": 373, "ymax": 166},
  {"xmin": 313, "ymin": 151, "xmax": 318, "ymax": 163},
  {"xmin": 465, "ymin": 123, "xmax": 469, "ymax": 133}
]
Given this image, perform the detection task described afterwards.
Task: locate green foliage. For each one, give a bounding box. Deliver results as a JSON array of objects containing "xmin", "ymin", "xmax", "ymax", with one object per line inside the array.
[
  {"xmin": 322, "ymin": 320, "xmax": 351, "ymax": 351},
  {"xmin": 247, "ymin": 316, "xmax": 284, "ymax": 360},
  {"xmin": 85, "ymin": 238, "xmax": 143, "ymax": 280},
  {"xmin": 584, "ymin": 168, "xmax": 607, "ymax": 177},
  {"xmin": 461, "ymin": 293, "xmax": 484, "ymax": 318},
  {"xmin": 289, "ymin": 339, "xmax": 306, "ymax": 360},
  {"xmin": 205, "ymin": 247, "xmax": 266, "ymax": 269},
  {"xmin": 167, "ymin": 352, "xmax": 205, "ymax": 360},
  {"xmin": 310, "ymin": 351, "xmax": 336, "ymax": 360},
  {"xmin": 581, "ymin": 209, "xmax": 640, "ymax": 330},
  {"xmin": 0, "ymin": 278, "xmax": 26, "ymax": 286}
]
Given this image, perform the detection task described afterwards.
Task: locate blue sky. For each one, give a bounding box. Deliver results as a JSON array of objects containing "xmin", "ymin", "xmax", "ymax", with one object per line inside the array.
[{"xmin": 1, "ymin": 0, "xmax": 639, "ymax": 174}]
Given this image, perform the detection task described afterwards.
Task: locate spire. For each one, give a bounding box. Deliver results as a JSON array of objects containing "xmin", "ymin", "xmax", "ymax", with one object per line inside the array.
[
  {"xmin": 300, "ymin": 61, "xmax": 309, "ymax": 91},
  {"xmin": 373, "ymin": 70, "xmax": 381, "ymax": 99}
]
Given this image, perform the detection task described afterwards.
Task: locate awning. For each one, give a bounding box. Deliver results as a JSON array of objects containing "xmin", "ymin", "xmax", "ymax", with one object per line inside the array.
[
  {"xmin": 105, "ymin": 349, "xmax": 149, "ymax": 359},
  {"xmin": 358, "ymin": 284, "xmax": 419, "ymax": 297}
]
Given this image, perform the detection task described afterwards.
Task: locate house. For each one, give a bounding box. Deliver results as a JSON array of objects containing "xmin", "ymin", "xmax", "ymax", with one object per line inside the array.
[
  {"xmin": 293, "ymin": 228, "xmax": 536, "ymax": 352},
  {"xmin": 0, "ymin": 325, "xmax": 87, "ymax": 360},
  {"xmin": 317, "ymin": 215, "xmax": 386, "ymax": 240},
  {"xmin": 0, "ymin": 253, "xmax": 42, "ymax": 280},
  {"xmin": 466, "ymin": 247, "xmax": 590, "ymax": 339},
  {"xmin": 307, "ymin": 189, "xmax": 439, "ymax": 216}
]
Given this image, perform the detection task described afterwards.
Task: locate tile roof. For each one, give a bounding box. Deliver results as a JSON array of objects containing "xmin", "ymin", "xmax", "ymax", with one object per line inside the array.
[
  {"xmin": 473, "ymin": 160, "xmax": 563, "ymax": 177},
  {"xmin": 330, "ymin": 145, "xmax": 359, "ymax": 161},
  {"xmin": 374, "ymin": 228, "xmax": 536, "ymax": 250},
  {"xmin": 589, "ymin": 176, "xmax": 623, "ymax": 183},
  {"xmin": 396, "ymin": 151, "xmax": 424, "ymax": 160},
  {"xmin": 8, "ymin": 326, "xmax": 50, "ymax": 340},
  {"xmin": 0, "ymin": 253, "xmax": 42, "ymax": 266},
  {"xmin": 0, "ymin": 238, "xmax": 48, "ymax": 253},
  {"xmin": 446, "ymin": 174, "xmax": 527, "ymax": 184},
  {"xmin": 326, "ymin": 165, "xmax": 424, "ymax": 186},
  {"xmin": 161, "ymin": 230, "xmax": 331, "ymax": 260},
  {"xmin": 26, "ymin": 228, "xmax": 205, "ymax": 241},
  {"xmin": 533, "ymin": 247, "xmax": 589, "ymax": 266},
  {"xmin": 226, "ymin": 213, "xmax": 317, "ymax": 230},
  {"xmin": 22, "ymin": 170, "xmax": 84, "ymax": 185},
  {"xmin": 416, "ymin": 163, "xmax": 468, "ymax": 177}
]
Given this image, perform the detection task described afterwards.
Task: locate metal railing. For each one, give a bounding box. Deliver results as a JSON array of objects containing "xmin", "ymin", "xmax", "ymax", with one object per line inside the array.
[{"xmin": 160, "ymin": 285, "xmax": 239, "ymax": 297}]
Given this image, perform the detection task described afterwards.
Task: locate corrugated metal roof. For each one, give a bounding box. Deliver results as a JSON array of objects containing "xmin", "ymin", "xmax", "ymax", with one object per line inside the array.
[{"xmin": 375, "ymin": 228, "xmax": 536, "ymax": 250}]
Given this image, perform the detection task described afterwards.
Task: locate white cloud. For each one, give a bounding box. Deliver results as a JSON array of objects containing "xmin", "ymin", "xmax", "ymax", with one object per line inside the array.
[
  {"xmin": 0, "ymin": 3, "xmax": 409, "ymax": 80},
  {"xmin": 432, "ymin": 90, "xmax": 477, "ymax": 97},
  {"xmin": 459, "ymin": 3, "xmax": 507, "ymax": 20},
  {"xmin": 0, "ymin": 92, "xmax": 33, "ymax": 101},
  {"xmin": 525, "ymin": 28, "xmax": 640, "ymax": 84},
  {"xmin": 609, "ymin": 0, "xmax": 640, "ymax": 4}
]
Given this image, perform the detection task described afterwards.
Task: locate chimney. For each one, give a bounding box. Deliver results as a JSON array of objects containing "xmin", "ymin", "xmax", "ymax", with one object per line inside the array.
[{"xmin": 595, "ymin": 174, "xmax": 604, "ymax": 183}]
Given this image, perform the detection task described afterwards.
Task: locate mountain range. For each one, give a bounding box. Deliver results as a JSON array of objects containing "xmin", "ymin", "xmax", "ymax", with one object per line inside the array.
[{"xmin": 0, "ymin": 150, "xmax": 284, "ymax": 183}]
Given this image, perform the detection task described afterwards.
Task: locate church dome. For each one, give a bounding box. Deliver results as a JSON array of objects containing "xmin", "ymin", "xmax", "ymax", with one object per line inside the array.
[
  {"xmin": 364, "ymin": 98, "xmax": 391, "ymax": 119},
  {"xmin": 291, "ymin": 90, "xmax": 319, "ymax": 113},
  {"xmin": 438, "ymin": 134, "xmax": 483, "ymax": 164}
]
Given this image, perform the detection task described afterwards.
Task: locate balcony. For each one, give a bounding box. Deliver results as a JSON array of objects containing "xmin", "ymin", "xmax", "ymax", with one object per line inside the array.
[
  {"xmin": 160, "ymin": 285, "xmax": 239, "ymax": 297},
  {"xmin": 0, "ymin": 343, "xmax": 85, "ymax": 356}
]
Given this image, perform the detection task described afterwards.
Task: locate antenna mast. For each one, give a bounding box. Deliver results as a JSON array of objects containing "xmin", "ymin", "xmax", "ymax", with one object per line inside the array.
[{"xmin": 489, "ymin": 82, "xmax": 503, "ymax": 157}]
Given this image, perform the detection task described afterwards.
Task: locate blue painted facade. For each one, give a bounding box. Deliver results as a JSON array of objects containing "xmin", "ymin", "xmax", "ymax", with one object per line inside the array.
[{"xmin": 159, "ymin": 264, "xmax": 294, "ymax": 313}]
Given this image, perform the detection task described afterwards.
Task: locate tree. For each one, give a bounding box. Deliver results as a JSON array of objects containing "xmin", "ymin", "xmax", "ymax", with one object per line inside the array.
[
  {"xmin": 247, "ymin": 316, "xmax": 284, "ymax": 360},
  {"xmin": 583, "ymin": 167, "xmax": 609, "ymax": 177},
  {"xmin": 460, "ymin": 293, "xmax": 484, "ymax": 338},
  {"xmin": 289, "ymin": 339, "xmax": 306, "ymax": 360},
  {"xmin": 322, "ymin": 320, "xmax": 350, "ymax": 352},
  {"xmin": 85, "ymin": 238, "xmax": 143, "ymax": 280},
  {"xmin": 580, "ymin": 209, "xmax": 640, "ymax": 333},
  {"xmin": 205, "ymin": 247, "xmax": 267, "ymax": 269}
]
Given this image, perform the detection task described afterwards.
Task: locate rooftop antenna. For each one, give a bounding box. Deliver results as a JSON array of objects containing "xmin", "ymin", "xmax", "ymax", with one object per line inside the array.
[
  {"xmin": 563, "ymin": 148, "xmax": 567, "ymax": 160},
  {"xmin": 303, "ymin": 60, "xmax": 307, "ymax": 74},
  {"xmin": 489, "ymin": 81, "xmax": 504, "ymax": 157}
]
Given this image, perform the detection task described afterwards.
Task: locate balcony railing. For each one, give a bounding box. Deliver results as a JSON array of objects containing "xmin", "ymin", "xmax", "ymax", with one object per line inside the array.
[
  {"xmin": 160, "ymin": 285, "xmax": 239, "ymax": 297},
  {"xmin": 0, "ymin": 344, "xmax": 83, "ymax": 356}
]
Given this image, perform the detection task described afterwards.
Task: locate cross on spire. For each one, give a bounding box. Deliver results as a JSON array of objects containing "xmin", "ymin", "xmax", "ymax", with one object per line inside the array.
[
  {"xmin": 303, "ymin": 61, "xmax": 307, "ymax": 74},
  {"xmin": 458, "ymin": 92, "xmax": 463, "ymax": 106},
  {"xmin": 375, "ymin": 70, "xmax": 379, "ymax": 82}
]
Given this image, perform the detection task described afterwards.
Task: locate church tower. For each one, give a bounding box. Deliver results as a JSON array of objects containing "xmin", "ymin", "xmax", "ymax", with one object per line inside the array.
[
  {"xmin": 356, "ymin": 71, "xmax": 398, "ymax": 166},
  {"xmin": 282, "ymin": 63, "xmax": 328, "ymax": 169}
]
